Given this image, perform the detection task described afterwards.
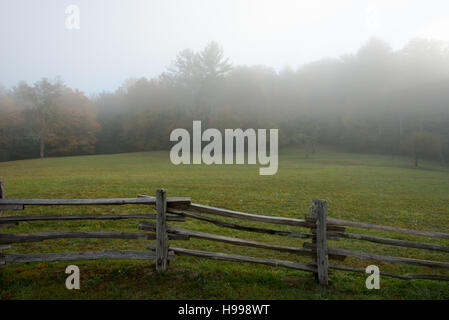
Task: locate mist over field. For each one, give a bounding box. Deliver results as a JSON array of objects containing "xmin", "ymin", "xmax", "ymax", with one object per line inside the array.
[
  {"xmin": 1, "ymin": 37, "xmax": 449, "ymax": 168},
  {"xmin": 1, "ymin": 1, "xmax": 449, "ymax": 167}
]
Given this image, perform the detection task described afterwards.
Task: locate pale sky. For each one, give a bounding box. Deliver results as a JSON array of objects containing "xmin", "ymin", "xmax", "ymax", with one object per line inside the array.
[{"xmin": 1, "ymin": 0, "xmax": 449, "ymax": 94}]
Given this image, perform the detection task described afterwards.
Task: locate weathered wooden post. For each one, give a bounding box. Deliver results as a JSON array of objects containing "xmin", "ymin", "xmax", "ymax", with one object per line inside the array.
[
  {"xmin": 309, "ymin": 199, "xmax": 329, "ymax": 285},
  {"xmin": 0, "ymin": 181, "xmax": 4, "ymax": 220},
  {"xmin": 155, "ymin": 188, "xmax": 168, "ymax": 273},
  {"xmin": 0, "ymin": 181, "xmax": 5, "ymax": 267}
]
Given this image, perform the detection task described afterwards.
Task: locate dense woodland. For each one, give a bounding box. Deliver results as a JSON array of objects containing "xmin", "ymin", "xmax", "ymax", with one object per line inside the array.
[{"xmin": 1, "ymin": 37, "xmax": 449, "ymax": 167}]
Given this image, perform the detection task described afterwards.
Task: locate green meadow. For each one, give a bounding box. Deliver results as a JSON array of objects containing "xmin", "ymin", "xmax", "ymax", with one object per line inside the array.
[{"xmin": 0, "ymin": 149, "xmax": 448, "ymax": 299}]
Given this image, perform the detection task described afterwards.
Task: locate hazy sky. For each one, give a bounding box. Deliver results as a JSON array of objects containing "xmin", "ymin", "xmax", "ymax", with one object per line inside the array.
[{"xmin": 1, "ymin": 0, "xmax": 449, "ymax": 94}]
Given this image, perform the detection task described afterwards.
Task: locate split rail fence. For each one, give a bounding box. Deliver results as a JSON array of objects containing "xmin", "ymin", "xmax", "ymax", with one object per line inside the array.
[{"xmin": 1, "ymin": 182, "xmax": 448, "ymax": 285}]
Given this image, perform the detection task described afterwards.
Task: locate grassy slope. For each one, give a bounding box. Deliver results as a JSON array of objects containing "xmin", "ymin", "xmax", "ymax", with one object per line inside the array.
[{"xmin": 0, "ymin": 149, "xmax": 448, "ymax": 299}]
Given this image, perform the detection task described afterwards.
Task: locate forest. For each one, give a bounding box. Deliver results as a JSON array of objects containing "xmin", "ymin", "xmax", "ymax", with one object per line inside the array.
[{"xmin": 1, "ymin": 37, "xmax": 449, "ymax": 167}]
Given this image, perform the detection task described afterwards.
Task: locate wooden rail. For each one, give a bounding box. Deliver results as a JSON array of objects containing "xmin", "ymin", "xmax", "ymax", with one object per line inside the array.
[
  {"xmin": 167, "ymin": 208, "xmax": 315, "ymax": 239},
  {"xmin": 0, "ymin": 197, "xmax": 190, "ymax": 206},
  {"xmin": 2, "ymin": 250, "xmax": 175, "ymax": 264},
  {"xmin": 0, "ymin": 184, "xmax": 188, "ymax": 267},
  {"xmin": 0, "ymin": 213, "xmax": 185, "ymax": 224},
  {"xmin": 326, "ymin": 263, "xmax": 449, "ymax": 281},
  {"xmin": 0, "ymin": 205, "xmax": 23, "ymax": 210},
  {"xmin": 303, "ymin": 243, "xmax": 449, "ymax": 269},
  {"xmin": 140, "ymin": 221, "xmax": 316, "ymax": 257},
  {"xmin": 0, "ymin": 183, "xmax": 448, "ymax": 286},
  {"xmin": 0, "ymin": 232, "xmax": 189, "ymax": 244},
  {"xmin": 164, "ymin": 200, "xmax": 448, "ymax": 283},
  {"xmin": 187, "ymin": 203, "xmax": 310, "ymax": 227},
  {"xmin": 147, "ymin": 245, "xmax": 317, "ymax": 273},
  {"xmin": 332, "ymin": 231, "xmax": 449, "ymax": 253},
  {"xmin": 325, "ymin": 217, "xmax": 449, "ymax": 240}
]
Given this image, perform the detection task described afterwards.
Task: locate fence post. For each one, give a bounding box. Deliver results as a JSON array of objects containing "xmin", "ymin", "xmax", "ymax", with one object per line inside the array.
[
  {"xmin": 0, "ymin": 181, "xmax": 4, "ymax": 220},
  {"xmin": 311, "ymin": 199, "xmax": 329, "ymax": 285},
  {"xmin": 155, "ymin": 188, "xmax": 168, "ymax": 273},
  {"xmin": 0, "ymin": 181, "xmax": 4, "ymax": 267}
]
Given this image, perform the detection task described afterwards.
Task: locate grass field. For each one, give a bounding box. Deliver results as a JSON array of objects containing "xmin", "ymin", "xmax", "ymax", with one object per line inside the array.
[{"xmin": 0, "ymin": 149, "xmax": 448, "ymax": 300}]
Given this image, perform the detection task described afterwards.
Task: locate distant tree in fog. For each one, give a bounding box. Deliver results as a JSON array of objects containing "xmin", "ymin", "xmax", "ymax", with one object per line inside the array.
[
  {"xmin": 166, "ymin": 41, "xmax": 232, "ymax": 87},
  {"xmin": 402, "ymin": 131, "xmax": 439, "ymax": 168},
  {"xmin": 13, "ymin": 78, "xmax": 64, "ymax": 158},
  {"xmin": 198, "ymin": 41, "xmax": 232, "ymax": 80},
  {"xmin": 0, "ymin": 93, "xmax": 24, "ymax": 161}
]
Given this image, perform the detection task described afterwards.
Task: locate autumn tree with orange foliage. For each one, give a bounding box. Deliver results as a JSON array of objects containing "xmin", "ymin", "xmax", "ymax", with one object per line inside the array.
[{"xmin": 5, "ymin": 78, "xmax": 99, "ymax": 160}]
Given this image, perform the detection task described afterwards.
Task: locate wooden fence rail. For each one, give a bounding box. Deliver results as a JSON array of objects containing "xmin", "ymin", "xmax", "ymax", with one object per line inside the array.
[
  {"xmin": 4, "ymin": 250, "xmax": 176, "ymax": 263},
  {"xmin": 0, "ymin": 232, "xmax": 189, "ymax": 244},
  {"xmin": 0, "ymin": 183, "xmax": 190, "ymax": 269},
  {"xmin": 325, "ymin": 217, "xmax": 449, "ymax": 239},
  {"xmin": 0, "ymin": 214, "xmax": 185, "ymax": 224},
  {"xmin": 140, "ymin": 221, "xmax": 316, "ymax": 257},
  {"xmin": 0, "ymin": 183, "xmax": 448, "ymax": 284},
  {"xmin": 140, "ymin": 193, "xmax": 449, "ymax": 283}
]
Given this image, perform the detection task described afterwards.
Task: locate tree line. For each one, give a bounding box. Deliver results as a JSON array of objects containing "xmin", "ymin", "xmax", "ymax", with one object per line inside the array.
[{"xmin": 1, "ymin": 38, "xmax": 449, "ymax": 167}]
